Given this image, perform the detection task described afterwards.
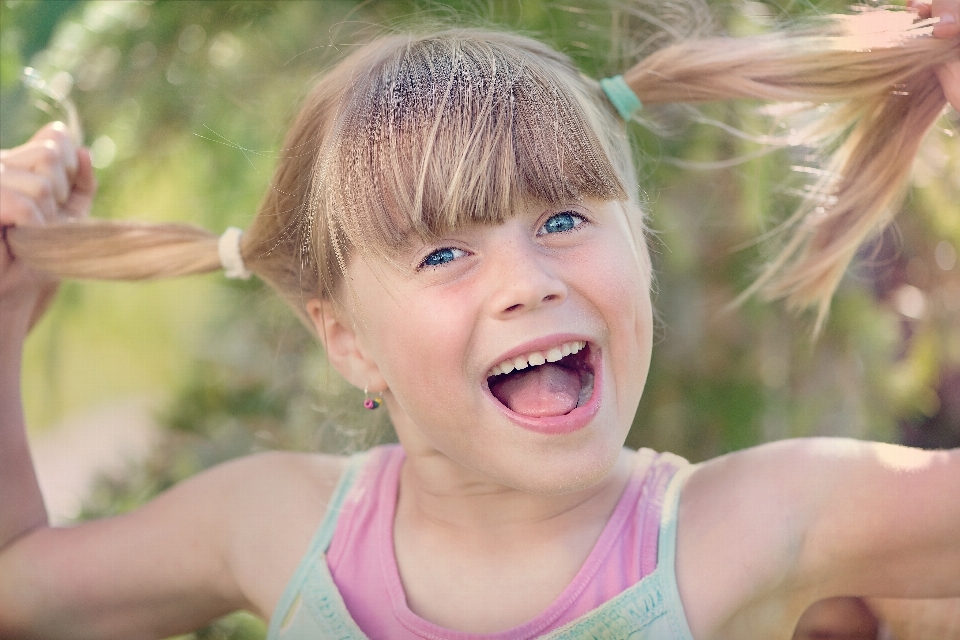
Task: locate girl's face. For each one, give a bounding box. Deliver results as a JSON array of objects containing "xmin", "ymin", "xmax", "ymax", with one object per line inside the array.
[{"xmin": 340, "ymin": 198, "xmax": 653, "ymax": 494}]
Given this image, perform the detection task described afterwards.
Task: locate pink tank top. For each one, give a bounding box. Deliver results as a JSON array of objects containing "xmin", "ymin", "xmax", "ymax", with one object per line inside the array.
[{"xmin": 326, "ymin": 445, "xmax": 684, "ymax": 640}]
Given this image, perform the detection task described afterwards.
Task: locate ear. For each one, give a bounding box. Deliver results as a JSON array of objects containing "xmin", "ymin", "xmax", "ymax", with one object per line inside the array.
[{"xmin": 305, "ymin": 298, "xmax": 387, "ymax": 392}]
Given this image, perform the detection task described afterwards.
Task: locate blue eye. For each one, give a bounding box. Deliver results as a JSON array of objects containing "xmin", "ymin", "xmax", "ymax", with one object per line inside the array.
[
  {"xmin": 419, "ymin": 247, "xmax": 466, "ymax": 269},
  {"xmin": 540, "ymin": 211, "xmax": 584, "ymax": 235}
]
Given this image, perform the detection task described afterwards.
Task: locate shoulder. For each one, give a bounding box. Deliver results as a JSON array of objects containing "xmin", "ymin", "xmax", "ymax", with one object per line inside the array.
[
  {"xmin": 678, "ymin": 438, "xmax": 865, "ymax": 537},
  {"xmin": 195, "ymin": 450, "xmax": 350, "ymax": 535},
  {"xmin": 0, "ymin": 449, "xmax": 353, "ymax": 637},
  {"xmin": 215, "ymin": 450, "xmax": 351, "ymax": 618},
  {"xmin": 221, "ymin": 449, "xmax": 350, "ymax": 504},
  {"xmin": 672, "ymin": 440, "xmax": 828, "ymax": 638}
]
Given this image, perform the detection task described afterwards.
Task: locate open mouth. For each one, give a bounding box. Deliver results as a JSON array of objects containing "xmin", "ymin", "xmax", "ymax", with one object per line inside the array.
[{"xmin": 486, "ymin": 340, "xmax": 596, "ymax": 419}]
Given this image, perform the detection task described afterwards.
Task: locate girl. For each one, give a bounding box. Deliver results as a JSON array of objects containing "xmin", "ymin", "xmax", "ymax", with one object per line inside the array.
[{"xmin": 1, "ymin": 2, "xmax": 959, "ymax": 638}]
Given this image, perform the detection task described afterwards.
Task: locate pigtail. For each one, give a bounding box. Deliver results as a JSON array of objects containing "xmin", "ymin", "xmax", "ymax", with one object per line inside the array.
[
  {"xmin": 8, "ymin": 10, "xmax": 955, "ymax": 334},
  {"xmin": 620, "ymin": 12, "xmax": 958, "ymax": 331},
  {"xmin": 6, "ymin": 68, "xmax": 330, "ymax": 328},
  {"xmin": 7, "ymin": 221, "xmax": 227, "ymax": 280}
]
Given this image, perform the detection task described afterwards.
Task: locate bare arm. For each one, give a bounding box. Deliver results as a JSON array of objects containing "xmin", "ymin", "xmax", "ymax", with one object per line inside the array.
[
  {"xmin": 0, "ymin": 463, "xmax": 252, "ymax": 638},
  {"xmin": 798, "ymin": 442, "xmax": 960, "ymax": 600},
  {"xmin": 793, "ymin": 0, "xmax": 960, "ymax": 573},
  {"xmin": 0, "ymin": 293, "xmax": 47, "ymax": 556},
  {"xmin": 0, "ymin": 123, "xmax": 234, "ymax": 638},
  {"xmin": 0, "ymin": 122, "xmax": 92, "ymax": 550},
  {"xmin": 0, "ymin": 450, "xmax": 346, "ymax": 639},
  {"xmin": 0, "ymin": 125, "xmax": 347, "ymax": 638},
  {"xmin": 869, "ymin": 597, "xmax": 960, "ymax": 640},
  {"xmin": 676, "ymin": 439, "xmax": 960, "ymax": 640}
]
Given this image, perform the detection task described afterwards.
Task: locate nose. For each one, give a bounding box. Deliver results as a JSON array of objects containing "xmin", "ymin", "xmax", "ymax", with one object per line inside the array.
[{"xmin": 487, "ymin": 237, "xmax": 568, "ymax": 318}]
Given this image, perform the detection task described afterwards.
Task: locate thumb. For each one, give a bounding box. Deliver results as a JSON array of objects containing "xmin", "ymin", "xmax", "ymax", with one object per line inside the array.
[
  {"xmin": 936, "ymin": 60, "xmax": 960, "ymax": 112},
  {"xmin": 64, "ymin": 147, "xmax": 96, "ymax": 219}
]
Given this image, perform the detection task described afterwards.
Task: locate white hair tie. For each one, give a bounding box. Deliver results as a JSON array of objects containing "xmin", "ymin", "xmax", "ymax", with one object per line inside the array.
[{"xmin": 218, "ymin": 227, "xmax": 251, "ymax": 280}]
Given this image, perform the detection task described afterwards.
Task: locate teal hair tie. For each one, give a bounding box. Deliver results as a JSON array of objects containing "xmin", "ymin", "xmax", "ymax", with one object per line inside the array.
[{"xmin": 599, "ymin": 75, "xmax": 642, "ymax": 120}]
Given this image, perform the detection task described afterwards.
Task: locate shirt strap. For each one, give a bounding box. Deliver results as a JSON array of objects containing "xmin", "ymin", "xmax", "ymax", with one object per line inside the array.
[{"xmin": 267, "ymin": 450, "xmax": 369, "ymax": 639}]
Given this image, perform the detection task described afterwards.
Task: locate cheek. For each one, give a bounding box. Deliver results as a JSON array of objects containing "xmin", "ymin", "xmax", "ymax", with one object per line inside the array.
[
  {"xmin": 578, "ymin": 238, "xmax": 653, "ymax": 404},
  {"xmin": 366, "ymin": 287, "xmax": 478, "ymax": 406},
  {"xmin": 582, "ymin": 236, "xmax": 650, "ymax": 332}
]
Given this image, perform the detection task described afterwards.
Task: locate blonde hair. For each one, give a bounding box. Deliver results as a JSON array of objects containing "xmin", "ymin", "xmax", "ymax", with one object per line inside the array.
[{"xmin": 8, "ymin": 11, "xmax": 959, "ymax": 332}]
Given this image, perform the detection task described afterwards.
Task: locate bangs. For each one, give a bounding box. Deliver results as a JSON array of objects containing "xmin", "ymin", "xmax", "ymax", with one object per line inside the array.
[{"xmin": 311, "ymin": 31, "xmax": 627, "ymax": 264}]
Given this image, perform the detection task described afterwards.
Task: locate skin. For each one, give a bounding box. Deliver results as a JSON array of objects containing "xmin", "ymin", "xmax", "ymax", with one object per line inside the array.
[
  {"xmin": 312, "ymin": 199, "xmax": 652, "ymax": 496},
  {"xmin": 792, "ymin": 597, "xmax": 878, "ymax": 640},
  {"xmin": 868, "ymin": 597, "xmax": 960, "ymax": 640},
  {"xmin": 308, "ymin": 198, "xmax": 654, "ymax": 631},
  {"xmin": 0, "ymin": 3, "xmax": 958, "ymax": 638},
  {"xmin": 918, "ymin": 0, "xmax": 960, "ymax": 109}
]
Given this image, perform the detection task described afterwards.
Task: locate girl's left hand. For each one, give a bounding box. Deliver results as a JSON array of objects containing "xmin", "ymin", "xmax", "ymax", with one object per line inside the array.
[
  {"xmin": 911, "ymin": 0, "xmax": 960, "ymax": 109},
  {"xmin": 868, "ymin": 597, "xmax": 960, "ymax": 640}
]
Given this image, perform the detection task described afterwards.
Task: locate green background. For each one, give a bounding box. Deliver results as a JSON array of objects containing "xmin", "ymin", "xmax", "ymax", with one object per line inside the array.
[{"xmin": 2, "ymin": 1, "xmax": 958, "ymax": 637}]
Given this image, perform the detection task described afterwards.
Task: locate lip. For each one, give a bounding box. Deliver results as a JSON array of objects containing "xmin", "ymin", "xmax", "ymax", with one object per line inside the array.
[{"xmin": 483, "ymin": 333, "xmax": 602, "ymax": 435}]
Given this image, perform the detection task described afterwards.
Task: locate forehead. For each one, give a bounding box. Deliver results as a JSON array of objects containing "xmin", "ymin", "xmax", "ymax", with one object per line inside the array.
[{"xmin": 311, "ymin": 31, "xmax": 629, "ymax": 263}]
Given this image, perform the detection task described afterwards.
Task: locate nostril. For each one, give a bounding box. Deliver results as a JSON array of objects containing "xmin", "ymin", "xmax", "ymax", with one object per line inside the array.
[{"xmin": 505, "ymin": 303, "xmax": 522, "ymax": 313}]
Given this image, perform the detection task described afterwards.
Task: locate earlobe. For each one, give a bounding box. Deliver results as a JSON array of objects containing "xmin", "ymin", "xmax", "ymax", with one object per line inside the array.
[{"xmin": 305, "ymin": 298, "xmax": 387, "ymax": 392}]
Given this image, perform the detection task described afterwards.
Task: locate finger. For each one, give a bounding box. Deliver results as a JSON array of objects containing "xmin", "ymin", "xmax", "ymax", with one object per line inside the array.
[
  {"xmin": 0, "ymin": 168, "xmax": 58, "ymax": 222},
  {"xmin": 0, "ymin": 186, "xmax": 46, "ymax": 227},
  {"xmin": 39, "ymin": 140, "xmax": 70, "ymax": 204},
  {"xmin": 0, "ymin": 138, "xmax": 72, "ymax": 204},
  {"xmin": 936, "ymin": 60, "xmax": 960, "ymax": 111},
  {"xmin": 0, "ymin": 122, "xmax": 78, "ymax": 177},
  {"xmin": 908, "ymin": 0, "xmax": 933, "ymax": 19},
  {"xmin": 33, "ymin": 122, "xmax": 78, "ymax": 178},
  {"xmin": 929, "ymin": 0, "xmax": 960, "ymax": 37},
  {"xmin": 62, "ymin": 147, "xmax": 97, "ymax": 219}
]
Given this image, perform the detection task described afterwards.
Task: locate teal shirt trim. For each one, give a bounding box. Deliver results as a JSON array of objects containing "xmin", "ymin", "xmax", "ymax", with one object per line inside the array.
[
  {"xmin": 538, "ymin": 462, "xmax": 697, "ymax": 640},
  {"xmin": 269, "ymin": 455, "xmax": 697, "ymax": 640},
  {"xmin": 266, "ymin": 452, "xmax": 370, "ymax": 640},
  {"xmin": 599, "ymin": 75, "xmax": 642, "ymax": 120}
]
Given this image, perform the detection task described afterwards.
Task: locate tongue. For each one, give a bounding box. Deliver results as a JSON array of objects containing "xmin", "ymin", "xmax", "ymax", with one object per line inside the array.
[{"xmin": 490, "ymin": 363, "xmax": 582, "ymax": 417}]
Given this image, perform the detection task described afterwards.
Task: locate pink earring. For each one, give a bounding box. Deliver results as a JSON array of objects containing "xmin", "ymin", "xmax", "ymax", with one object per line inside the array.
[{"xmin": 363, "ymin": 385, "xmax": 381, "ymax": 410}]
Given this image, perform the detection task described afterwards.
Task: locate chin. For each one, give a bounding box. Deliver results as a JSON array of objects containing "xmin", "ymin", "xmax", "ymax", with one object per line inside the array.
[{"xmin": 481, "ymin": 418, "xmax": 630, "ymax": 496}]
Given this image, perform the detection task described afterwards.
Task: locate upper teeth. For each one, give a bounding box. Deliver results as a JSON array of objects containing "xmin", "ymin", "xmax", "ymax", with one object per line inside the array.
[{"xmin": 488, "ymin": 341, "xmax": 586, "ymax": 377}]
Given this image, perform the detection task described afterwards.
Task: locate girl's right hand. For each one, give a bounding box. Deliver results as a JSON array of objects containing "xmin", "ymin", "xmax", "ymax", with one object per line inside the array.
[
  {"xmin": 0, "ymin": 122, "xmax": 96, "ymax": 332},
  {"xmin": 911, "ymin": 0, "xmax": 960, "ymax": 110}
]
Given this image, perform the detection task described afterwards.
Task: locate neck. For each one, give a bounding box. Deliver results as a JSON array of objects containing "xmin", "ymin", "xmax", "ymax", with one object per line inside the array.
[
  {"xmin": 390, "ymin": 442, "xmax": 637, "ymax": 634},
  {"xmin": 397, "ymin": 441, "xmax": 636, "ymax": 534}
]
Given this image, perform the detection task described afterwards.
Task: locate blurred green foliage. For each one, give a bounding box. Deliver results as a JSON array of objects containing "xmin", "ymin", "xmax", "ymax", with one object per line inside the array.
[{"xmin": 2, "ymin": 0, "xmax": 959, "ymax": 637}]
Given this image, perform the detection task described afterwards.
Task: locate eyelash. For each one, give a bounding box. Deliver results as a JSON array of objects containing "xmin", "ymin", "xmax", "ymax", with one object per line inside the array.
[
  {"xmin": 416, "ymin": 211, "xmax": 589, "ymax": 270},
  {"xmin": 418, "ymin": 246, "xmax": 468, "ymax": 270},
  {"xmin": 538, "ymin": 210, "xmax": 587, "ymax": 236}
]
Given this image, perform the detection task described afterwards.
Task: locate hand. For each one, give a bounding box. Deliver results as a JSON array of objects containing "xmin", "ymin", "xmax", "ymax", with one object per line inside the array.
[
  {"xmin": 910, "ymin": 0, "xmax": 960, "ymax": 110},
  {"xmin": 792, "ymin": 597, "xmax": 878, "ymax": 640},
  {"xmin": 868, "ymin": 597, "xmax": 960, "ymax": 640},
  {"xmin": 0, "ymin": 122, "xmax": 96, "ymax": 332}
]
